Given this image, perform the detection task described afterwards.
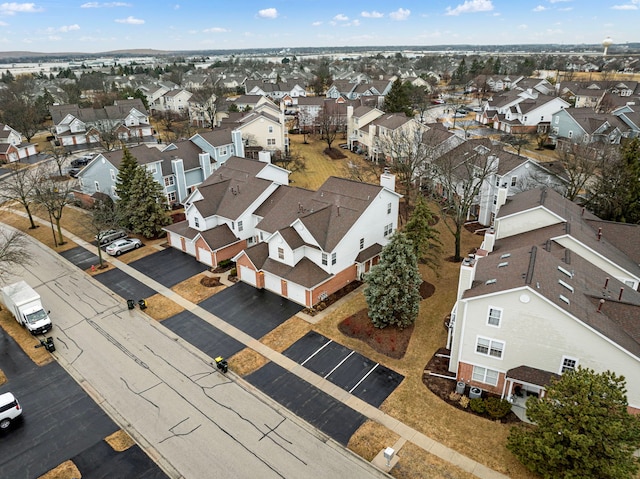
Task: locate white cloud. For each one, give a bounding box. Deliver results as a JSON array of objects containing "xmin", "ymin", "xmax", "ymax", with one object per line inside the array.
[
  {"xmin": 257, "ymin": 8, "xmax": 278, "ymax": 19},
  {"xmin": 48, "ymin": 35, "xmax": 60, "ymax": 41},
  {"xmin": 312, "ymin": 21, "xmax": 322, "ymax": 26},
  {"xmin": 333, "ymin": 13, "xmax": 348, "ymax": 21},
  {"xmin": 533, "ymin": 5, "xmax": 547, "ymax": 12},
  {"xmin": 445, "ymin": 0, "xmax": 494, "ymax": 16},
  {"xmin": 59, "ymin": 24, "xmax": 80, "ymax": 32},
  {"xmin": 389, "ymin": 8, "xmax": 410, "ymax": 20},
  {"xmin": 115, "ymin": 15, "xmax": 144, "ymax": 24},
  {"xmin": 203, "ymin": 27, "xmax": 228, "ymax": 33},
  {"xmin": 549, "ymin": 0, "xmax": 572, "ymax": 3},
  {"xmin": 0, "ymin": 3, "xmax": 44, "ymax": 15},
  {"xmin": 611, "ymin": 3, "xmax": 638, "ymax": 9},
  {"xmin": 81, "ymin": 2, "xmax": 131, "ymax": 7},
  {"xmin": 361, "ymin": 10, "xmax": 383, "ymax": 18},
  {"xmin": 518, "ymin": 24, "xmax": 528, "ymax": 29},
  {"xmin": 351, "ymin": 19, "xmax": 361, "ymax": 27}
]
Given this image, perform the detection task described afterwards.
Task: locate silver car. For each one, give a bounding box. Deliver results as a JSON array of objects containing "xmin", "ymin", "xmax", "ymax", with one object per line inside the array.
[
  {"xmin": 105, "ymin": 238, "xmax": 142, "ymax": 256},
  {"xmin": 96, "ymin": 229, "xmax": 126, "ymax": 245}
]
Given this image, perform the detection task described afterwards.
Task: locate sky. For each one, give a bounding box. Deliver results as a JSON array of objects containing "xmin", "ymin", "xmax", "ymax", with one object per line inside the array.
[{"xmin": 0, "ymin": 0, "xmax": 637, "ymax": 53}]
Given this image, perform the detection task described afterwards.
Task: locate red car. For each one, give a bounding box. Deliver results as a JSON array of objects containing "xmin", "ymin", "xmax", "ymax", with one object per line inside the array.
[{"xmin": 431, "ymin": 98, "xmax": 445, "ymax": 105}]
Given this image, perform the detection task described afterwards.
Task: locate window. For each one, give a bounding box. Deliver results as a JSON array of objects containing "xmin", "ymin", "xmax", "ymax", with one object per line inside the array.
[
  {"xmin": 387, "ymin": 202, "xmax": 392, "ymax": 214},
  {"xmin": 147, "ymin": 164, "xmax": 157, "ymax": 174},
  {"xmin": 164, "ymin": 176, "xmax": 175, "ymax": 187},
  {"xmin": 476, "ymin": 337, "xmax": 504, "ymax": 359},
  {"xmin": 523, "ymin": 116, "xmax": 528, "ymax": 122},
  {"xmin": 493, "ymin": 195, "xmax": 497, "ymax": 205},
  {"xmin": 568, "ymin": 130, "xmax": 573, "ymax": 138},
  {"xmin": 94, "ymin": 181, "xmax": 100, "ymax": 192},
  {"xmin": 359, "ymin": 238, "xmax": 364, "ymax": 250},
  {"xmin": 267, "ymin": 138, "xmax": 276, "ymax": 146},
  {"xmin": 167, "ymin": 191, "xmax": 176, "ymax": 202},
  {"xmin": 194, "ymin": 217, "xmax": 199, "ymax": 228},
  {"xmin": 555, "ymin": 116, "xmax": 559, "ymax": 124},
  {"xmin": 231, "ymin": 222, "xmax": 235, "ymax": 230},
  {"xmin": 472, "ymin": 366, "xmax": 499, "ymax": 386},
  {"xmin": 238, "ymin": 220, "xmax": 243, "ymax": 232},
  {"xmin": 268, "ymin": 126, "xmax": 273, "ymax": 133},
  {"xmin": 322, "ymin": 253, "xmax": 328, "ymax": 265},
  {"xmin": 560, "ymin": 356, "xmax": 578, "ymax": 373},
  {"xmin": 110, "ymin": 169, "xmax": 116, "ymax": 181},
  {"xmin": 220, "ymin": 147, "xmax": 228, "ymax": 156},
  {"xmin": 487, "ymin": 307, "xmax": 502, "ymax": 327},
  {"xmin": 384, "ymin": 223, "xmax": 393, "ymax": 237},
  {"xmin": 331, "ymin": 252, "xmax": 336, "ymax": 265},
  {"xmin": 277, "ymin": 247, "xmax": 284, "ymax": 260},
  {"xmin": 511, "ymin": 176, "xmax": 517, "ymax": 187}
]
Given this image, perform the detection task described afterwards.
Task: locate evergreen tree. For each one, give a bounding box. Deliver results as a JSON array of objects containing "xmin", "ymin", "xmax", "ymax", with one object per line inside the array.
[
  {"xmin": 124, "ymin": 166, "xmax": 171, "ymax": 238},
  {"xmin": 493, "ymin": 57, "xmax": 502, "ymax": 74},
  {"xmin": 384, "ymin": 78, "xmax": 412, "ymax": 116},
  {"xmin": 114, "ymin": 147, "xmax": 139, "ymax": 227},
  {"xmin": 364, "ymin": 232, "xmax": 422, "ymax": 329},
  {"xmin": 507, "ymin": 367, "xmax": 640, "ymax": 479},
  {"xmin": 452, "ymin": 58, "xmax": 468, "ymax": 83},
  {"xmin": 404, "ymin": 197, "xmax": 442, "ymax": 275}
]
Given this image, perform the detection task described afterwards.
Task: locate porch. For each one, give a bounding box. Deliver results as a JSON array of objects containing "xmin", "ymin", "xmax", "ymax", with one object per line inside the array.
[{"xmin": 504, "ymin": 365, "xmax": 560, "ymax": 424}]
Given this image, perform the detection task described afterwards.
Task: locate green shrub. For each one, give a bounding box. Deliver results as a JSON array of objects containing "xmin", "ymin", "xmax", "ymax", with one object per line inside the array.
[
  {"xmin": 229, "ymin": 267, "xmax": 237, "ymax": 277},
  {"xmin": 485, "ymin": 397, "xmax": 512, "ymax": 419},
  {"xmin": 218, "ymin": 259, "xmax": 235, "ymax": 269},
  {"xmin": 469, "ymin": 397, "xmax": 486, "ymax": 414}
]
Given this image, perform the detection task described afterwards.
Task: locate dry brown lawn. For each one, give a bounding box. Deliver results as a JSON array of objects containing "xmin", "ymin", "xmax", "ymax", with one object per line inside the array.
[
  {"xmin": 228, "ymin": 348, "xmax": 268, "ymax": 377},
  {"xmin": 288, "ymin": 134, "xmax": 379, "ymax": 190},
  {"xmin": 140, "ymin": 293, "xmax": 184, "ymax": 322},
  {"xmin": 260, "ymin": 316, "xmax": 311, "ymax": 353},
  {"xmin": 170, "ymin": 273, "xmax": 224, "ymax": 304},
  {"xmin": 348, "ymin": 420, "xmax": 400, "ymax": 462},
  {"xmin": 37, "ymin": 460, "xmax": 82, "ymax": 479},
  {"xmin": 391, "ymin": 441, "xmax": 477, "ymax": 479},
  {"xmin": 105, "ymin": 429, "xmax": 135, "ymax": 451}
]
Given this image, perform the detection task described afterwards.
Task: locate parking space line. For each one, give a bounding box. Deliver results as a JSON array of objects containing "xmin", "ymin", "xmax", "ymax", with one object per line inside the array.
[
  {"xmin": 349, "ymin": 363, "xmax": 379, "ymax": 394},
  {"xmin": 300, "ymin": 339, "xmax": 333, "ymax": 366},
  {"xmin": 324, "ymin": 350, "xmax": 355, "ymax": 379}
]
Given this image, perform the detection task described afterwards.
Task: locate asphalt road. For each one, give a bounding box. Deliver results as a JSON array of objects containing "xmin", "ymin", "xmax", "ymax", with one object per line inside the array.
[{"xmin": 2, "ymin": 227, "xmax": 386, "ymax": 479}]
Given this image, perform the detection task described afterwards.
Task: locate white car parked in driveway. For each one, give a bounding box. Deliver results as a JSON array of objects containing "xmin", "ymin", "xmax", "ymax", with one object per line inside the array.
[{"xmin": 105, "ymin": 238, "xmax": 142, "ymax": 256}]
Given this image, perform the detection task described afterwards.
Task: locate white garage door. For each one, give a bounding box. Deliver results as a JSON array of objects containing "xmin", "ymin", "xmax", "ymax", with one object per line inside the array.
[
  {"xmin": 197, "ymin": 247, "xmax": 213, "ymax": 266},
  {"xmin": 287, "ymin": 283, "xmax": 307, "ymax": 306},
  {"xmin": 240, "ymin": 265, "xmax": 257, "ymax": 286},
  {"xmin": 263, "ymin": 272, "xmax": 281, "ymax": 294},
  {"xmin": 185, "ymin": 240, "xmax": 196, "ymax": 256}
]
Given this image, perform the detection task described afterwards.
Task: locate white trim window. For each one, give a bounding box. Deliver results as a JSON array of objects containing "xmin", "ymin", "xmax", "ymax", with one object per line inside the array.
[
  {"xmin": 277, "ymin": 247, "xmax": 284, "ymax": 260},
  {"xmin": 384, "ymin": 223, "xmax": 393, "ymax": 237},
  {"xmin": 322, "ymin": 253, "xmax": 328, "ymax": 265},
  {"xmin": 560, "ymin": 356, "xmax": 578, "ymax": 374},
  {"xmin": 110, "ymin": 169, "xmax": 116, "ymax": 181},
  {"xmin": 238, "ymin": 220, "xmax": 243, "ymax": 232},
  {"xmin": 472, "ymin": 365, "xmax": 499, "ymax": 386},
  {"xmin": 164, "ymin": 176, "xmax": 175, "ymax": 187},
  {"xmin": 476, "ymin": 337, "xmax": 504, "ymax": 359},
  {"xmin": 331, "ymin": 252, "xmax": 337, "ymax": 265},
  {"xmin": 167, "ymin": 191, "xmax": 176, "ymax": 203},
  {"xmin": 487, "ymin": 307, "xmax": 502, "ymax": 327}
]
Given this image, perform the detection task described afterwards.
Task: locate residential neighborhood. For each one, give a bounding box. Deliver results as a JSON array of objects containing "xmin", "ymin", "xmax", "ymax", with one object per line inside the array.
[{"xmin": 1, "ymin": 40, "xmax": 640, "ymax": 479}]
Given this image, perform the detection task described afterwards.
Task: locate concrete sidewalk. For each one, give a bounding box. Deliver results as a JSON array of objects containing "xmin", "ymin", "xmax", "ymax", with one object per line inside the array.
[{"xmin": 5, "ymin": 210, "xmax": 510, "ymax": 479}]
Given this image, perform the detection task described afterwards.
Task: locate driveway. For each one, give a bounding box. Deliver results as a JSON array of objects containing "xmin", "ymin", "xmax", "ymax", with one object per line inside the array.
[
  {"xmin": 198, "ymin": 282, "xmax": 303, "ymax": 339},
  {"xmin": 0, "ymin": 331, "xmax": 167, "ymax": 479},
  {"xmin": 244, "ymin": 362, "xmax": 367, "ymax": 446},
  {"xmin": 129, "ymin": 248, "xmax": 209, "ymax": 288},
  {"xmin": 162, "ymin": 310, "xmax": 245, "ymax": 360},
  {"xmin": 60, "ymin": 246, "xmax": 101, "ymax": 271},
  {"xmin": 93, "ymin": 267, "xmax": 157, "ymax": 301}
]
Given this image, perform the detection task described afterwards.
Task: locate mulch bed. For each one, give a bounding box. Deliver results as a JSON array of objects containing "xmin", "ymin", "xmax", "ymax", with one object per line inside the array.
[
  {"xmin": 302, "ymin": 281, "xmax": 362, "ymax": 316},
  {"xmin": 335, "ymin": 281, "xmax": 435, "ymax": 360},
  {"xmin": 423, "ymin": 347, "xmax": 521, "ymax": 424},
  {"xmin": 324, "ymin": 147, "xmax": 347, "ymax": 160},
  {"xmin": 200, "ymin": 276, "xmax": 221, "ymax": 287}
]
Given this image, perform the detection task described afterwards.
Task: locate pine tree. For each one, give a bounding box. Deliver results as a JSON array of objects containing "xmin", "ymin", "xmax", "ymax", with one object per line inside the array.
[
  {"xmin": 404, "ymin": 197, "xmax": 442, "ymax": 275},
  {"xmin": 114, "ymin": 147, "xmax": 139, "ymax": 230},
  {"xmin": 384, "ymin": 79, "xmax": 412, "ymax": 117},
  {"xmin": 363, "ymin": 232, "xmax": 422, "ymax": 329},
  {"xmin": 125, "ymin": 166, "xmax": 172, "ymax": 238},
  {"xmin": 507, "ymin": 367, "xmax": 640, "ymax": 479}
]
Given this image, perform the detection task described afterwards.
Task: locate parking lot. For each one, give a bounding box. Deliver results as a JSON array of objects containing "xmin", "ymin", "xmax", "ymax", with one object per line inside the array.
[{"xmin": 283, "ymin": 331, "xmax": 404, "ymax": 407}]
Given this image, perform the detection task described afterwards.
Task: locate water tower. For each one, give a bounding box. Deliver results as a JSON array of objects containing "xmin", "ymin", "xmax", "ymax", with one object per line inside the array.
[{"xmin": 602, "ymin": 37, "xmax": 613, "ymax": 57}]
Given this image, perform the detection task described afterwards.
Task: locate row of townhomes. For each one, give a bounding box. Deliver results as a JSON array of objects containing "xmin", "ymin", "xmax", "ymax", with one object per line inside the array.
[
  {"xmin": 0, "ymin": 123, "xmax": 37, "ymax": 163},
  {"xmin": 448, "ymin": 187, "xmax": 640, "ymax": 416},
  {"xmin": 164, "ymin": 154, "xmax": 401, "ymax": 307}
]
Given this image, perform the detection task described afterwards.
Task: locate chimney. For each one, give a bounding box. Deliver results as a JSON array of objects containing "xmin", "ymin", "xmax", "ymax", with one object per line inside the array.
[
  {"xmin": 482, "ymin": 229, "xmax": 496, "ymax": 253},
  {"xmin": 258, "ymin": 150, "xmax": 271, "ymax": 164},
  {"xmin": 597, "ymin": 299, "xmax": 605, "ymax": 313},
  {"xmin": 456, "ymin": 255, "xmax": 477, "ymax": 300},
  {"xmin": 380, "ymin": 168, "xmax": 396, "ymax": 192}
]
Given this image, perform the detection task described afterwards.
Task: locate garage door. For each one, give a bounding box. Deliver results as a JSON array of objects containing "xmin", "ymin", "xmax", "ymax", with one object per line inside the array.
[
  {"xmin": 287, "ymin": 283, "xmax": 307, "ymax": 306},
  {"xmin": 263, "ymin": 272, "xmax": 281, "ymax": 294},
  {"xmin": 197, "ymin": 247, "xmax": 213, "ymax": 266},
  {"xmin": 186, "ymin": 240, "xmax": 196, "ymax": 256},
  {"xmin": 240, "ymin": 265, "xmax": 257, "ymax": 286}
]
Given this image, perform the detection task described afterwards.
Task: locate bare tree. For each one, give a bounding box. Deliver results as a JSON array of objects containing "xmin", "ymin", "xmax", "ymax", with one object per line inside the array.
[
  {"xmin": 317, "ymin": 104, "xmax": 345, "ymax": 151},
  {"xmin": 33, "ymin": 164, "xmax": 77, "ymax": 246},
  {"xmin": 428, "ymin": 144, "xmax": 497, "ymax": 261},
  {"xmin": 375, "ymin": 124, "xmax": 434, "ymax": 221},
  {"xmin": 0, "ymin": 165, "xmax": 41, "ymax": 229},
  {"xmin": 556, "ymin": 142, "xmax": 603, "ymax": 201},
  {"xmin": 0, "ymin": 228, "xmax": 33, "ymax": 280},
  {"xmin": 45, "ymin": 145, "xmax": 70, "ymax": 177},
  {"xmin": 189, "ymin": 85, "xmax": 227, "ymax": 129},
  {"xmin": 82, "ymin": 196, "xmax": 121, "ymax": 268},
  {"xmin": 93, "ymin": 123, "xmax": 121, "ymax": 152}
]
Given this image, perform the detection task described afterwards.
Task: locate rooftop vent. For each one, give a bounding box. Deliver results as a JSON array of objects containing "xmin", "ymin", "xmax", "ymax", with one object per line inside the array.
[
  {"xmin": 558, "ymin": 266, "xmax": 573, "ymax": 278},
  {"xmin": 498, "ymin": 262, "xmax": 509, "ymax": 268},
  {"xmin": 486, "ymin": 279, "xmax": 497, "ymax": 285},
  {"xmin": 500, "ymin": 253, "xmax": 511, "ymax": 259},
  {"xmin": 559, "ymin": 295, "xmax": 570, "ymax": 305},
  {"xmin": 559, "ymin": 279, "xmax": 574, "ymax": 293}
]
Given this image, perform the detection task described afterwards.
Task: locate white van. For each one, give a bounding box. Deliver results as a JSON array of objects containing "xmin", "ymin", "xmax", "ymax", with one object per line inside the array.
[{"xmin": 0, "ymin": 392, "xmax": 22, "ymax": 430}]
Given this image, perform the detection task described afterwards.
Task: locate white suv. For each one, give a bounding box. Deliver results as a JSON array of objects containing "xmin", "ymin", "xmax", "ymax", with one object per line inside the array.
[{"xmin": 0, "ymin": 392, "xmax": 22, "ymax": 430}]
